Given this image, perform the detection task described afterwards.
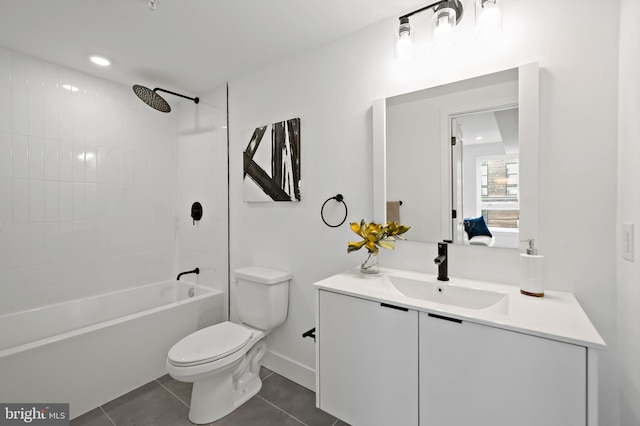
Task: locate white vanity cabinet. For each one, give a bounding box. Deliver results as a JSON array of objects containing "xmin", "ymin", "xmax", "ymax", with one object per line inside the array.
[
  {"xmin": 315, "ymin": 269, "xmax": 603, "ymax": 426},
  {"xmin": 419, "ymin": 312, "xmax": 587, "ymax": 426},
  {"xmin": 317, "ymin": 289, "xmax": 419, "ymax": 426}
]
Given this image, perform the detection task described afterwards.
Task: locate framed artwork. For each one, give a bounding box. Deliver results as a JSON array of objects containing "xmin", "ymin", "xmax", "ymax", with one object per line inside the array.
[{"xmin": 243, "ymin": 117, "xmax": 301, "ymax": 202}]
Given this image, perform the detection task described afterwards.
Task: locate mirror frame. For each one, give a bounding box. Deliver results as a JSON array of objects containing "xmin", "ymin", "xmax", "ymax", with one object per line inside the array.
[{"xmin": 373, "ymin": 62, "xmax": 539, "ymax": 246}]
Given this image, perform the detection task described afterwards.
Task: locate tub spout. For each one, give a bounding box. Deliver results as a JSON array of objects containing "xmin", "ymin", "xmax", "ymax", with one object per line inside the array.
[{"xmin": 177, "ymin": 268, "xmax": 200, "ymax": 281}]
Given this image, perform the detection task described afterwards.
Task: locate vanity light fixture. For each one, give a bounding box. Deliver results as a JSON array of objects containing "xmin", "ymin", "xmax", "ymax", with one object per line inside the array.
[
  {"xmin": 475, "ymin": 0, "xmax": 503, "ymax": 41},
  {"xmin": 395, "ymin": 0, "xmax": 502, "ymax": 58},
  {"xmin": 394, "ymin": 16, "xmax": 415, "ymax": 61},
  {"xmin": 431, "ymin": 0, "xmax": 463, "ymax": 50}
]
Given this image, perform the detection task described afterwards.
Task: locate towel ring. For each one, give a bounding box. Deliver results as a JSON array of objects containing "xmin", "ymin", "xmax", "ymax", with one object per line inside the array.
[{"xmin": 321, "ymin": 194, "xmax": 348, "ymax": 228}]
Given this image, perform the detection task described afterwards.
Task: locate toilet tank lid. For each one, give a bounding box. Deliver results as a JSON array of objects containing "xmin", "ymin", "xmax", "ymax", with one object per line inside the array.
[{"xmin": 234, "ymin": 266, "xmax": 292, "ymax": 284}]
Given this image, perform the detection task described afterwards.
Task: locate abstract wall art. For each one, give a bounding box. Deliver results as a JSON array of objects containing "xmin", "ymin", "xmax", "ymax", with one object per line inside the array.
[{"xmin": 243, "ymin": 117, "xmax": 301, "ymax": 202}]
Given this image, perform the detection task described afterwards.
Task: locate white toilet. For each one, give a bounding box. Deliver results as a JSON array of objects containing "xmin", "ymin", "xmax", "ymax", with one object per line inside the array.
[{"xmin": 166, "ymin": 266, "xmax": 291, "ymax": 424}]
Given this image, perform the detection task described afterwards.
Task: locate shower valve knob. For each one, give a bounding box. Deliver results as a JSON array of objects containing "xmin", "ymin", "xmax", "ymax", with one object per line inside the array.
[{"xmin": 191, "ymin": 202, "xmax": 203, "ymax": 225}]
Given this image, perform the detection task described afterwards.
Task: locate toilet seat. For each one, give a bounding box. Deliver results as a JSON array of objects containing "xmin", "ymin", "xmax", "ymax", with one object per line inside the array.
[{"xmin": 168, "ymin": 322, "xmax": 253, "ymax": 367}]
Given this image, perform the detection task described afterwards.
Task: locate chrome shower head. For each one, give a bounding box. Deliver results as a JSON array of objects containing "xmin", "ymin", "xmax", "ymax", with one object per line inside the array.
[{"xmin": 132, "ymin": 85, "xmax": 199, "ymax": 113}]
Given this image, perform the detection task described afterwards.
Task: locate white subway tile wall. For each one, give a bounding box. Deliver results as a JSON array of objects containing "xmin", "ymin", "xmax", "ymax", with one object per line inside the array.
[{"xmin": 0, "ymin": 46, "xmax": 179, "ymax": 314}]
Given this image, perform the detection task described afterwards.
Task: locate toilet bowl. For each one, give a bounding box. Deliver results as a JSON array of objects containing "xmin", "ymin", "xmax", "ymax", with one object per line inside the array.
[
  {"xmin": 166, "ymin": 266, "xmax": 291, "ymax": 424},
  {"xmin": 166, "ymin": 321, "xmax": 267, "ymax": 424}
]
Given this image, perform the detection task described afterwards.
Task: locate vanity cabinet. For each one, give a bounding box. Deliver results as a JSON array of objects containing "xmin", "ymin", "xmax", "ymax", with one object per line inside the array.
[
  {"xmin": 317, "ymin": 289, "xmax": 591, "ymax": 426},
  {"xmin": 419, "ymin": 312, "xmax": 586, "ymax": 426},
  {"xmin": 317, "ymin": 290, "xmax": 419, "ymax": 426}
]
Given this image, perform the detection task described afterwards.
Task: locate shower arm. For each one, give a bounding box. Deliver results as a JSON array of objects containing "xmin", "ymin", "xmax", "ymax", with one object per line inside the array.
[{"xmin": 154, "ymin": 88, "xmax": 200, "ymax": 104}]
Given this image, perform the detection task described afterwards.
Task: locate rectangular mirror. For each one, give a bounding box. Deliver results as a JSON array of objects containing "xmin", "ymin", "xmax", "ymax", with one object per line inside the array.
[{"xmin": 373, "ymin": 63, "xmax": 539, "ymax": 248}]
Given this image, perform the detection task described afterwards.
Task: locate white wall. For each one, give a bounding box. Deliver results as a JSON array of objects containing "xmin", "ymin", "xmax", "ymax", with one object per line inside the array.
[
  {"xmin": 617, "ymin": 0, "xmax": 640, "ymax": 424},
  {"xmin": 0, "ymin": 46, "xmax": 179, "ymax": 315},
  {"xmin": 228, "ymin": 0, "xmax": 621, "ymax": 424},
  {"xmin": 175, "ymin": 85, "xmax": 229, "ymax": 314}
]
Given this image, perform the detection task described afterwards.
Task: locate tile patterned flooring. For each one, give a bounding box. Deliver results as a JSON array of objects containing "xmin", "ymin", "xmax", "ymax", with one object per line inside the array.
[{"xmin": 71, "ymin": 368, "xmax": 348, "ymax": 426}]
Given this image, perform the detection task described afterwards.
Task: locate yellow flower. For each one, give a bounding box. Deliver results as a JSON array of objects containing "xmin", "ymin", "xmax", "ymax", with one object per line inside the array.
[{"xmin": 347, "ymin": 219, "xmax": 410, "ymax": 254}]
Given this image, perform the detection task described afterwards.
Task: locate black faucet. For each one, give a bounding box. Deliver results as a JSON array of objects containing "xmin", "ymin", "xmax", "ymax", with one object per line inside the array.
[
  {"xmin": 177, "ymin": 267, "xmax": 200, "ymax": 281},
  {"xmin": 434, "ymin": 242, "xmax": 449, "ymax": 281}
]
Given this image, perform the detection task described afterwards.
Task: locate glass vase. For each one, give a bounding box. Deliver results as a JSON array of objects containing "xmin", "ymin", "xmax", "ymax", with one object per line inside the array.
[{"xmin": 360, "ymin": 251, "xmax": 379, "ymax": 274}]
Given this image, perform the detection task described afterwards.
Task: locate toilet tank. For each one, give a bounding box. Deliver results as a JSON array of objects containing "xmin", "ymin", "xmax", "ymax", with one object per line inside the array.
[{"xmin": 234, "ymin": 266, "xmax": 291, "ymax": 331}]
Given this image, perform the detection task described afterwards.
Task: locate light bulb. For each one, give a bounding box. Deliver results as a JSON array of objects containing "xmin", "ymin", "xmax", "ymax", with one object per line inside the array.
[
  {"xmin": 432, "ymin": 8, "xmax": 457, "ymax": 51},
  {"xmin": 475, "ymin": 0, "xmax": 503, "ymax": 41},
  {"xmin": 395, "ymin": 17, "xmax": 415, "ymax": 62}
]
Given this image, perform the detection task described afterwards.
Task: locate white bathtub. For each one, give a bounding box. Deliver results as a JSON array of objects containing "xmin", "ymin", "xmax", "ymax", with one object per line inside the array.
[{"xmin": 0, "ymin": 281, "xmax": 223, "ymax": 419}]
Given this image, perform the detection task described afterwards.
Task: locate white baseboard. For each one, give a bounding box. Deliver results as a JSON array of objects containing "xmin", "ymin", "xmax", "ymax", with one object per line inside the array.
[{"xmin": 262, "ymin": 349, "xmax": 316, "ymax": 392}]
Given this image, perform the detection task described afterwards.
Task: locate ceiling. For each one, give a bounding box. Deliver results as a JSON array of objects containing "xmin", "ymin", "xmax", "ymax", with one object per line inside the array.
[
  {"xmin": 456, "ymin": 107, "xmax": 518, "ymax": 147},
  {"xmin": 0, "ymin": 0, "xmax": 426, "ymax": 95}
]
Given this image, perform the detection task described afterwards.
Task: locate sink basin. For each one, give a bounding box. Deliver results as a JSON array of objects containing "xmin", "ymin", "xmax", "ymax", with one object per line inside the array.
[{"xmin": 388, "ymin": 276, "xmax": 507, "ymax": 311}]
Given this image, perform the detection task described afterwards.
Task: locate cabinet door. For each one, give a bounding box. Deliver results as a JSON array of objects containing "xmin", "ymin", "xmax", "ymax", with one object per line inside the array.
[
  {"xmin": 419, "ymin": 312, "xmax": 586, "ymax": 426},
  {"xmin": 318, "ymin": 290, "xmax": 418, "ymax": 426}
]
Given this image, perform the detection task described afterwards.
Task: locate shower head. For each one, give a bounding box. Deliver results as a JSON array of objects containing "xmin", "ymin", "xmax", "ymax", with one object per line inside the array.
[
  {"xmin": 133, "ymin": 85, "xmax": 171, "ymax": 112},
  {"xmin": 132, "ymin": 85, "xmax": 199, "ymax": 113}
]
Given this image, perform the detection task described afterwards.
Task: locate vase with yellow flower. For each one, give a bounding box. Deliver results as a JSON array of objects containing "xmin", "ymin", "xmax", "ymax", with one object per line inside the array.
[{"xmin": 348, "ymin": 220, "xmax": 410, "ymax": 274}]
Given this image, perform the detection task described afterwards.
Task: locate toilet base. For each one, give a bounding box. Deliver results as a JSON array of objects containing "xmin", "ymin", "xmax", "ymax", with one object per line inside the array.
[
  {"xmin": 189, "ymin": 370, "xmax": 262, "ymax": 424},
  {"xmin": 185, "ymin": 339, "xmax": 267, "ymax": 424}
]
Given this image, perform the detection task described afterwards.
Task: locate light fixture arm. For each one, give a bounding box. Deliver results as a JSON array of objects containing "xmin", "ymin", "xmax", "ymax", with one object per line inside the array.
[
  {"xmin": 399, "ymin": 0, "xmax": 464, "ymax": 23},
  {"xmin": 153, "ymin": 88, "xmax": 200, "ymax": 105},
  {"xmin": 400, "ymin": 0, "xmax": 447, "ymax": 20}
]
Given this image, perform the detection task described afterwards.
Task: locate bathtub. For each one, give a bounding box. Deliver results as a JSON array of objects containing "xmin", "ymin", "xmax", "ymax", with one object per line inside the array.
[{"xmin": 0, "ymin": 281, "xmax": 223, "ymax": 419}]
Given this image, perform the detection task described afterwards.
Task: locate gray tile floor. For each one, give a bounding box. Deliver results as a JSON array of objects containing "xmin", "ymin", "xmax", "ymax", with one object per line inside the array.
[{"xmin": 71, "ymin": 368, "xmax": 349, "ymax": 426}]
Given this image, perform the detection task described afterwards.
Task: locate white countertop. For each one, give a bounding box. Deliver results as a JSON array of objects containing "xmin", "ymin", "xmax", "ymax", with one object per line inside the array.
[{"xmin": 314, "ymin": 267, "xmax": 606, "ymax": 349}]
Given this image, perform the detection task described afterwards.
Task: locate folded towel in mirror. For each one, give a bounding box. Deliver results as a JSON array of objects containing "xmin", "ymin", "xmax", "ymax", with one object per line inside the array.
[
  {"xmin": 469, "ymin": 235, "xmax": 493, "ymax": 246},
  {"xmin": 387, "ymin": 201, "xmax": 401, "ymax": 223}
]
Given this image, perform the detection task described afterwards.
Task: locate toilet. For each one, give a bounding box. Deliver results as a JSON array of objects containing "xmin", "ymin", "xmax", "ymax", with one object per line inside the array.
[{"xmin": 166, "ymin": 266, "xmax": 291, "ymax": 424}]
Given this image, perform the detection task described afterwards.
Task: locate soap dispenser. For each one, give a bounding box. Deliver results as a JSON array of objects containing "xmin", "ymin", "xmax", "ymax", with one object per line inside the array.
[{"xmin": 520, "ymin": 238, "xmax": 544, "ymax": 297}]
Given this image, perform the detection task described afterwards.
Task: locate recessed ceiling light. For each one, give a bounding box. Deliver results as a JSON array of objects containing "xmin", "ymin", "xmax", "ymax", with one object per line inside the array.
[{"xmin": 89, "ymin": 55, "xmax": 111, "ymax": 67}]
